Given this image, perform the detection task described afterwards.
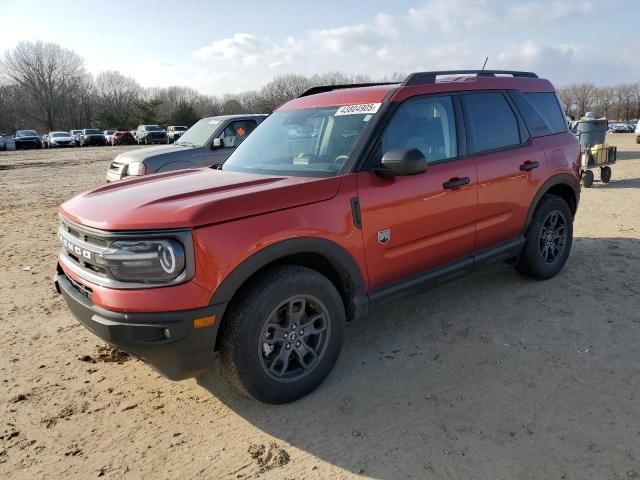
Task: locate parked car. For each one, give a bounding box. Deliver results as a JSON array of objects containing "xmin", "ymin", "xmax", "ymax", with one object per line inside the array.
[
  {"xmin": 55, "ymin": 70, "xmax": 580, "ymax": 404},
  {"xmin": 609, "ymin": 123, "xmax": 633, "ymax": 133},
  {"xmin": 167, "ymin": 125, "xmax": 188, "ymax": 143},
  {"xmin": 104, "ymin": 130, "xmax": 116, "ymax": 145},
  {"xmin": 636, "ymin": 120, "xmax": 640, "ymax": 144},
  {"xmin": 0, "ymin": 134, "xmax": 6, "ymax": 151},
  {"xmin": 46, "ymin": 131, "xmax": 76, "ymax": 148},
  {"xmin": 106, "ymin": 115, "xmax": 267, "ymax": 181},
  {"xmin": 79, "ymin": 129, "xmax": 107, "ymax": 147},
  {"xmin": 136, "ymin": 125, "xmax": 168, "ymax": 145},
  {"xmin": 14, "ymin": 130, "xmax": 42, "ymax": 149},
  {"xmin": 112, "ymin": 129, "xmax": 137, "ymax": 146},
  {"xmin": 41, "ymin": 133, "xmax": 49, "ymax": 148},
  {"xmin": 70, "ymin": 130, "xmax": 82, "ymax": 146}
]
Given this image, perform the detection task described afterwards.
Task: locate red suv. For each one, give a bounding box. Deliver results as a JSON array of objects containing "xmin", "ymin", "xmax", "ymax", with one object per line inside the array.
[{"xmin": 54, "ymin": 70, "xmax": 580, "ymax": 403}]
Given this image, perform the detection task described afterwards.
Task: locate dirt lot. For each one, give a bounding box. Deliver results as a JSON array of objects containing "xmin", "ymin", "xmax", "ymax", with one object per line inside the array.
[{"xmin": 1, "ymin": 136, "xmax": 639, "ymax": 480}]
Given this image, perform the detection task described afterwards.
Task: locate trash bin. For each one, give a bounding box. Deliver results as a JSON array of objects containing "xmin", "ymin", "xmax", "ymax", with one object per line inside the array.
[{"xmin": 576, "ymin": 119, "xmax": 607, "ymax": 149}]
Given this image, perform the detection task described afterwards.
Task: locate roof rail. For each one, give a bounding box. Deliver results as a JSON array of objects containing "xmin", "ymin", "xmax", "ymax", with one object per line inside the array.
[
  {"xmin": 403, "ymin": 70, "xmax": 538, "ymax": 86},
  {"xmin": 298, "ymin": 82, "xmax": 397, "ymax": 98}
]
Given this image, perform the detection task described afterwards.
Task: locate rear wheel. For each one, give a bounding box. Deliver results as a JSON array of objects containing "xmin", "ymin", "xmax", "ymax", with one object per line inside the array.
[
  {"xmin": 516, "ymin": 195, "xmax": 573, "ymax": 280},
  {"xmin": 600, "ymin": 166, "xmax": 612, "ymax": 183},
  {"xmin": 219, "ymin": 265, "xmax": 345, "ymax": 404}
]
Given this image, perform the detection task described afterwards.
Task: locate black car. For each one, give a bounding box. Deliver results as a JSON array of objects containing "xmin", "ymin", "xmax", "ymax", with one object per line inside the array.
[
  {"xmin": 80, "ymin": 129, "xmax": 107, "ymax": 147},
  {"xmin": 14, "ymin": 130, "xmax": 42, "ymax": 149},
  {"xmin": 135, "ymin": 125, "xmax": 168, "ymax": 145}
]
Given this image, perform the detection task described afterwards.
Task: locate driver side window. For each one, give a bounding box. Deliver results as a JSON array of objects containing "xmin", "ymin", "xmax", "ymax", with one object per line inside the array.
[
  {"xmin": 380, "ymin": 96, "xmax": 458, "ymax": 164},
  {"xmin": 220, "ymin": 120, "xmax": 257, "ymax": 148}
]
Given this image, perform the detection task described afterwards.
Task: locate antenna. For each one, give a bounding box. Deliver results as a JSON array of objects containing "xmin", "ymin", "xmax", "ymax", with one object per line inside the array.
[{"xmin": 481, "ymin": 56, "xmax": 488, "ymax": 70}]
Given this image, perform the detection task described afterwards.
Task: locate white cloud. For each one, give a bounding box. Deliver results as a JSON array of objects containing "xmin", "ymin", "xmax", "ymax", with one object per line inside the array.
[
  {"xmin": 177, "ymin": 0, "xmax": 638, "ymax": 92},
  {"xmin": 508, "ymin": 1, "xmax": 593, "ymax": 21},
  {"xmin": 406, "ymin": 0, "xmax": 496, "ymax": 32},
  {"xmin": 193, "ymin": 33, "xmax": 300, "ymax": 69},
  {"xmin": 309, "ymin": 13, "xmax": 398, "ymax": 54}
]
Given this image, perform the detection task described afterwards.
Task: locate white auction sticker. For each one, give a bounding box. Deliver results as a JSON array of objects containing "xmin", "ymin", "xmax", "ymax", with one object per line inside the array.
[{"xmin": 335, "ymin": 103, "xmax": 381, "ymax": 116}]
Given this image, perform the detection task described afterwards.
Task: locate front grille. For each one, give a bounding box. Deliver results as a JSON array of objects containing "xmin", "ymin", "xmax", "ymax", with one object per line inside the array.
[
  {"xmin": 58, "ymin": 220, "xmax": 110, "ymax": 280},
  {"xmin": 65, "ymin": 271, "xmax": 93, "ymax": 300}
]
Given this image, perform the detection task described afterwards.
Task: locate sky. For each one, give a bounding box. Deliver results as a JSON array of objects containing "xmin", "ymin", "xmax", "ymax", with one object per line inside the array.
[{"xmin": 1, "ymin": 0, "xmax": 639, "ymax": 96}]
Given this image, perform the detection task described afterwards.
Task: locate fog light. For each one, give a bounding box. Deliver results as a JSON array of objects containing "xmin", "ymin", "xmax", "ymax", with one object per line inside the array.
[{"xmin": 164, "ymin": 328, "xmax": 171, "ymax": 339}]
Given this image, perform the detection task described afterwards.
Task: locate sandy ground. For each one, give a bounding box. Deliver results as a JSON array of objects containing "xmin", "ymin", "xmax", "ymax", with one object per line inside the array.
[{"xmin": 1, "ymin": 135, "xmax": 639, "ymax": 480}]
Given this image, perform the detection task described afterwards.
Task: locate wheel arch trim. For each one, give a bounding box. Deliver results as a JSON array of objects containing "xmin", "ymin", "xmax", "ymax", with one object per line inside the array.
[
  {"xmin": 208, "ymin": 237, "xmax": 368, "ymax": 318},
  {"xmin": 524, "ymin": 173, "xmax": 580, "ymax": 232}
]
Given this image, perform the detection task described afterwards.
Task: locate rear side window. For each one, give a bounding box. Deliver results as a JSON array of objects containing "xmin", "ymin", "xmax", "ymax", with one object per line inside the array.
[
  {"xmin": 462, "ymin": 92, "xmax": 521, "ymax": 154},
  {"xmin": 524, "ymin": 92, "xmax": 568, "ymax": 134}
]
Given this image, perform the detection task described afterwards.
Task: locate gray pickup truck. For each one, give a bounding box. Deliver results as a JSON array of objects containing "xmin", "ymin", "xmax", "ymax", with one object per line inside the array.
[{"xmin": 106, "ymin": 114, "xmax": 267, "ymax": 182}]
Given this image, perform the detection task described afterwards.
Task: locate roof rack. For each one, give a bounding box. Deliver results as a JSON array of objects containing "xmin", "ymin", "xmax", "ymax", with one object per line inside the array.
[
  {"xmin": 298, "ymin": 82, "xmax": 397, "ymax": 98},
  {"xmin": 403, "ymin": 70, "xmax": 538, "ymax": 86}
]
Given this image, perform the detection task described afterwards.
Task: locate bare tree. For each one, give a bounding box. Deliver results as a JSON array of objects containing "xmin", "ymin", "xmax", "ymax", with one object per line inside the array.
[
  {"xmin": 593, "ymin": 87, "xmax": 616, "ymax": 118},
  {"xmin": 94, "ymin": 70, "xmax": 141, "ymax": 127},
  {"xmin": 571, "ymin": 83, "xmax": 596, "ymax": 118},
  {"xmin": 1, "ymin": 41, "xmax": 85, "ymax": 130},
  {"xmin": 614, "ymin": 84, "xmax": 634, "ymax": 121}
]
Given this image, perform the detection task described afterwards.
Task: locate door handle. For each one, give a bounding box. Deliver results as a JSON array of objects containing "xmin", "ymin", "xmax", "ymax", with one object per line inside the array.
[
  {"xmin": 519, "ymin": 160, "xmax": 539, "ymax": 172},
  {"xmin": 443, "ymin": 177, "xmax": 470, "ymax": 190}
]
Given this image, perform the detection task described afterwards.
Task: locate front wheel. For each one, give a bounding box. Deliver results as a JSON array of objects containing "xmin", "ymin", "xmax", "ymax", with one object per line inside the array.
[
  {"xmin": 219, "ymin": 265, "xmax": 345, "ymax": 404},
  {"xmin": 516, "ymin": 195, "xmax": 573, "ymax": 280}
]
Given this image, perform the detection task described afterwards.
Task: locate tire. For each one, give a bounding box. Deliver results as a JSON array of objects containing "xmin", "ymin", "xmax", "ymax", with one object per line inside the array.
[
  {"xmin": 219, "ymin": 265, "xmax": 345, "ymax": 404},
  {"xmin": 582, "ymin": 170, "xmax": 594, "ymax": 188},
  {"xmin": 516, "ymin": 195, "xmax": 573, "ymax": 280},
  {"xmin": 600, "ymin": 166, "xmax": 612, "ymax": 183}
]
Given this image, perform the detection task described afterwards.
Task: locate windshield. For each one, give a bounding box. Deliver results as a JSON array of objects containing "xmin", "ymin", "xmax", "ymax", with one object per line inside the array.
[
  {"xmin": 222, "ymin": 106, "xmax": 378, "ymax": 177},
  {"xmin": 52, "ymin": 132, "xmax": 68, "ymax": 138},
  {"xmin": 71, "ymin": 130, "xmax": 81, "ymax": 135},
  {"xmin": 176, "ymin": 118, "xmax": 222, "ymax": 147},
  {"xmin": 84, "ymin": 129, "xmax": 101, "ymax": 135},
  {"xmin": 105, "ymin": 130, "xmax": 115, "ymax": 135},
  {"xmin": 17, "ymin": 130, "xmax": 37, "ymax": 137},
  {"xmin": 144, "ymin": 125, "xmax": 162, "ymax": 131},
  {"xmin": 174, "ymin": 126, "xmax": 187, "ymax": 131}
]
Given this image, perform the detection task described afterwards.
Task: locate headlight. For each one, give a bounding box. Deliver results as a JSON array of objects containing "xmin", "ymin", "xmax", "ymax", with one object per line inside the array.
[
  {"xmin": 128, "ymin": 161, "xmax": 146, "ymax": 176},
  {"xmin": 96, "ymin": 239, "xmax": 186, "ymax": 283}
]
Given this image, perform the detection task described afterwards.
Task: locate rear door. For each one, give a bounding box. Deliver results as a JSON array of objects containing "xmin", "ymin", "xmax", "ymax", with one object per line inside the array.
[
  {"xmin": 460, "ymin": 91, "xmax": 549, "ymax": 251},
  {"xmin": 357, "ymin": 94, "xmax": 478, "ymax": 290}
]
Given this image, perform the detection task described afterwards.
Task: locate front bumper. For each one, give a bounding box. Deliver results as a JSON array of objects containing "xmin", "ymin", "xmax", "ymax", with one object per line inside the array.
[{"xmin": 54, "ymin": 268, "xmax": 224, "ymax": 380}]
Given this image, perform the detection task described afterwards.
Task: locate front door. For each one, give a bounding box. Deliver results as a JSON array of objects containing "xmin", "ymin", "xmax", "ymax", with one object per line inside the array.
[{"xmin": 357, "ymin": 95, "xmax": 478, "ymax": 290}]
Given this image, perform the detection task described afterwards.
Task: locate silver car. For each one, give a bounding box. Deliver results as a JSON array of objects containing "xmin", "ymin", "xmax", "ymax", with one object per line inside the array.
[{"xmin": 106, "ymin": 114, "xmax": 267, "ymax": 182}]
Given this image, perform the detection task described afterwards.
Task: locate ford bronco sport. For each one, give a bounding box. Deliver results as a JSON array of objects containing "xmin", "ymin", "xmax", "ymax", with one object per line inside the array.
[{"xmin": 54, "ymin": 70, "xmax": 580, "ymax": 404}]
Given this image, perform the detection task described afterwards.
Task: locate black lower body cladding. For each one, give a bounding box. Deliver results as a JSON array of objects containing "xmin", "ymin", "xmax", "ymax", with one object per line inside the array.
[{"xmin": 54, "ymin": 268, "xmax": 225, "ymax": 380}]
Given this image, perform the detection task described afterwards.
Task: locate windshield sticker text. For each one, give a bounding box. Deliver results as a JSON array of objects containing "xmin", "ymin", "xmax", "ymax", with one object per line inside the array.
[{"xmin": 335, "ymin": 103, "xmax": 381, "ymax": 116}]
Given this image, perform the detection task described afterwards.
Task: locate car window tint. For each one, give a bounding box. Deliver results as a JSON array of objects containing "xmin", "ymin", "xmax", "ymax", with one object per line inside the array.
[
  {"xmin": 524, "ymin": 92, "xmax": 568, "ymax": 134},
  {"xmin": 381, "ymin": 96, "xmax": 457, "ymax": 163},
  {"xmin": 510, "ymin": 91, "xmax": 554, "ymax": 137},
  {"xmin": 462, "ymin": 92, "xmax": 520, "ymax": 154}
]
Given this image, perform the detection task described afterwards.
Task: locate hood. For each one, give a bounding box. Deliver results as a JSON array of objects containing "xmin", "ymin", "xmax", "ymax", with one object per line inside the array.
[
  {"xmin": 60, "ymin": 168, "xmax": 342, "ymax": 230},
  {"xmin": 114, "ymin": 144, "xmax": 191, "ymax": 164},
  {"xmin": 51, "ymin": 135, "xmax": 73, "ymax": 141},
  {"xmin": 16, "ymin": 135, "xmax": 39, "ymax": 140}
]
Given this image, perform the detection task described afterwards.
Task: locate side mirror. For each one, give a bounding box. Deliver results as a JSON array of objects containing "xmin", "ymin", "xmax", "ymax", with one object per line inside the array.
[
  {"xmin": 375, "ymin": 148, "xmax": 427, "ymax": 178},
  {"xmin": 211, "ymin": 138, "xmax": 222, "ymax": 150}
]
